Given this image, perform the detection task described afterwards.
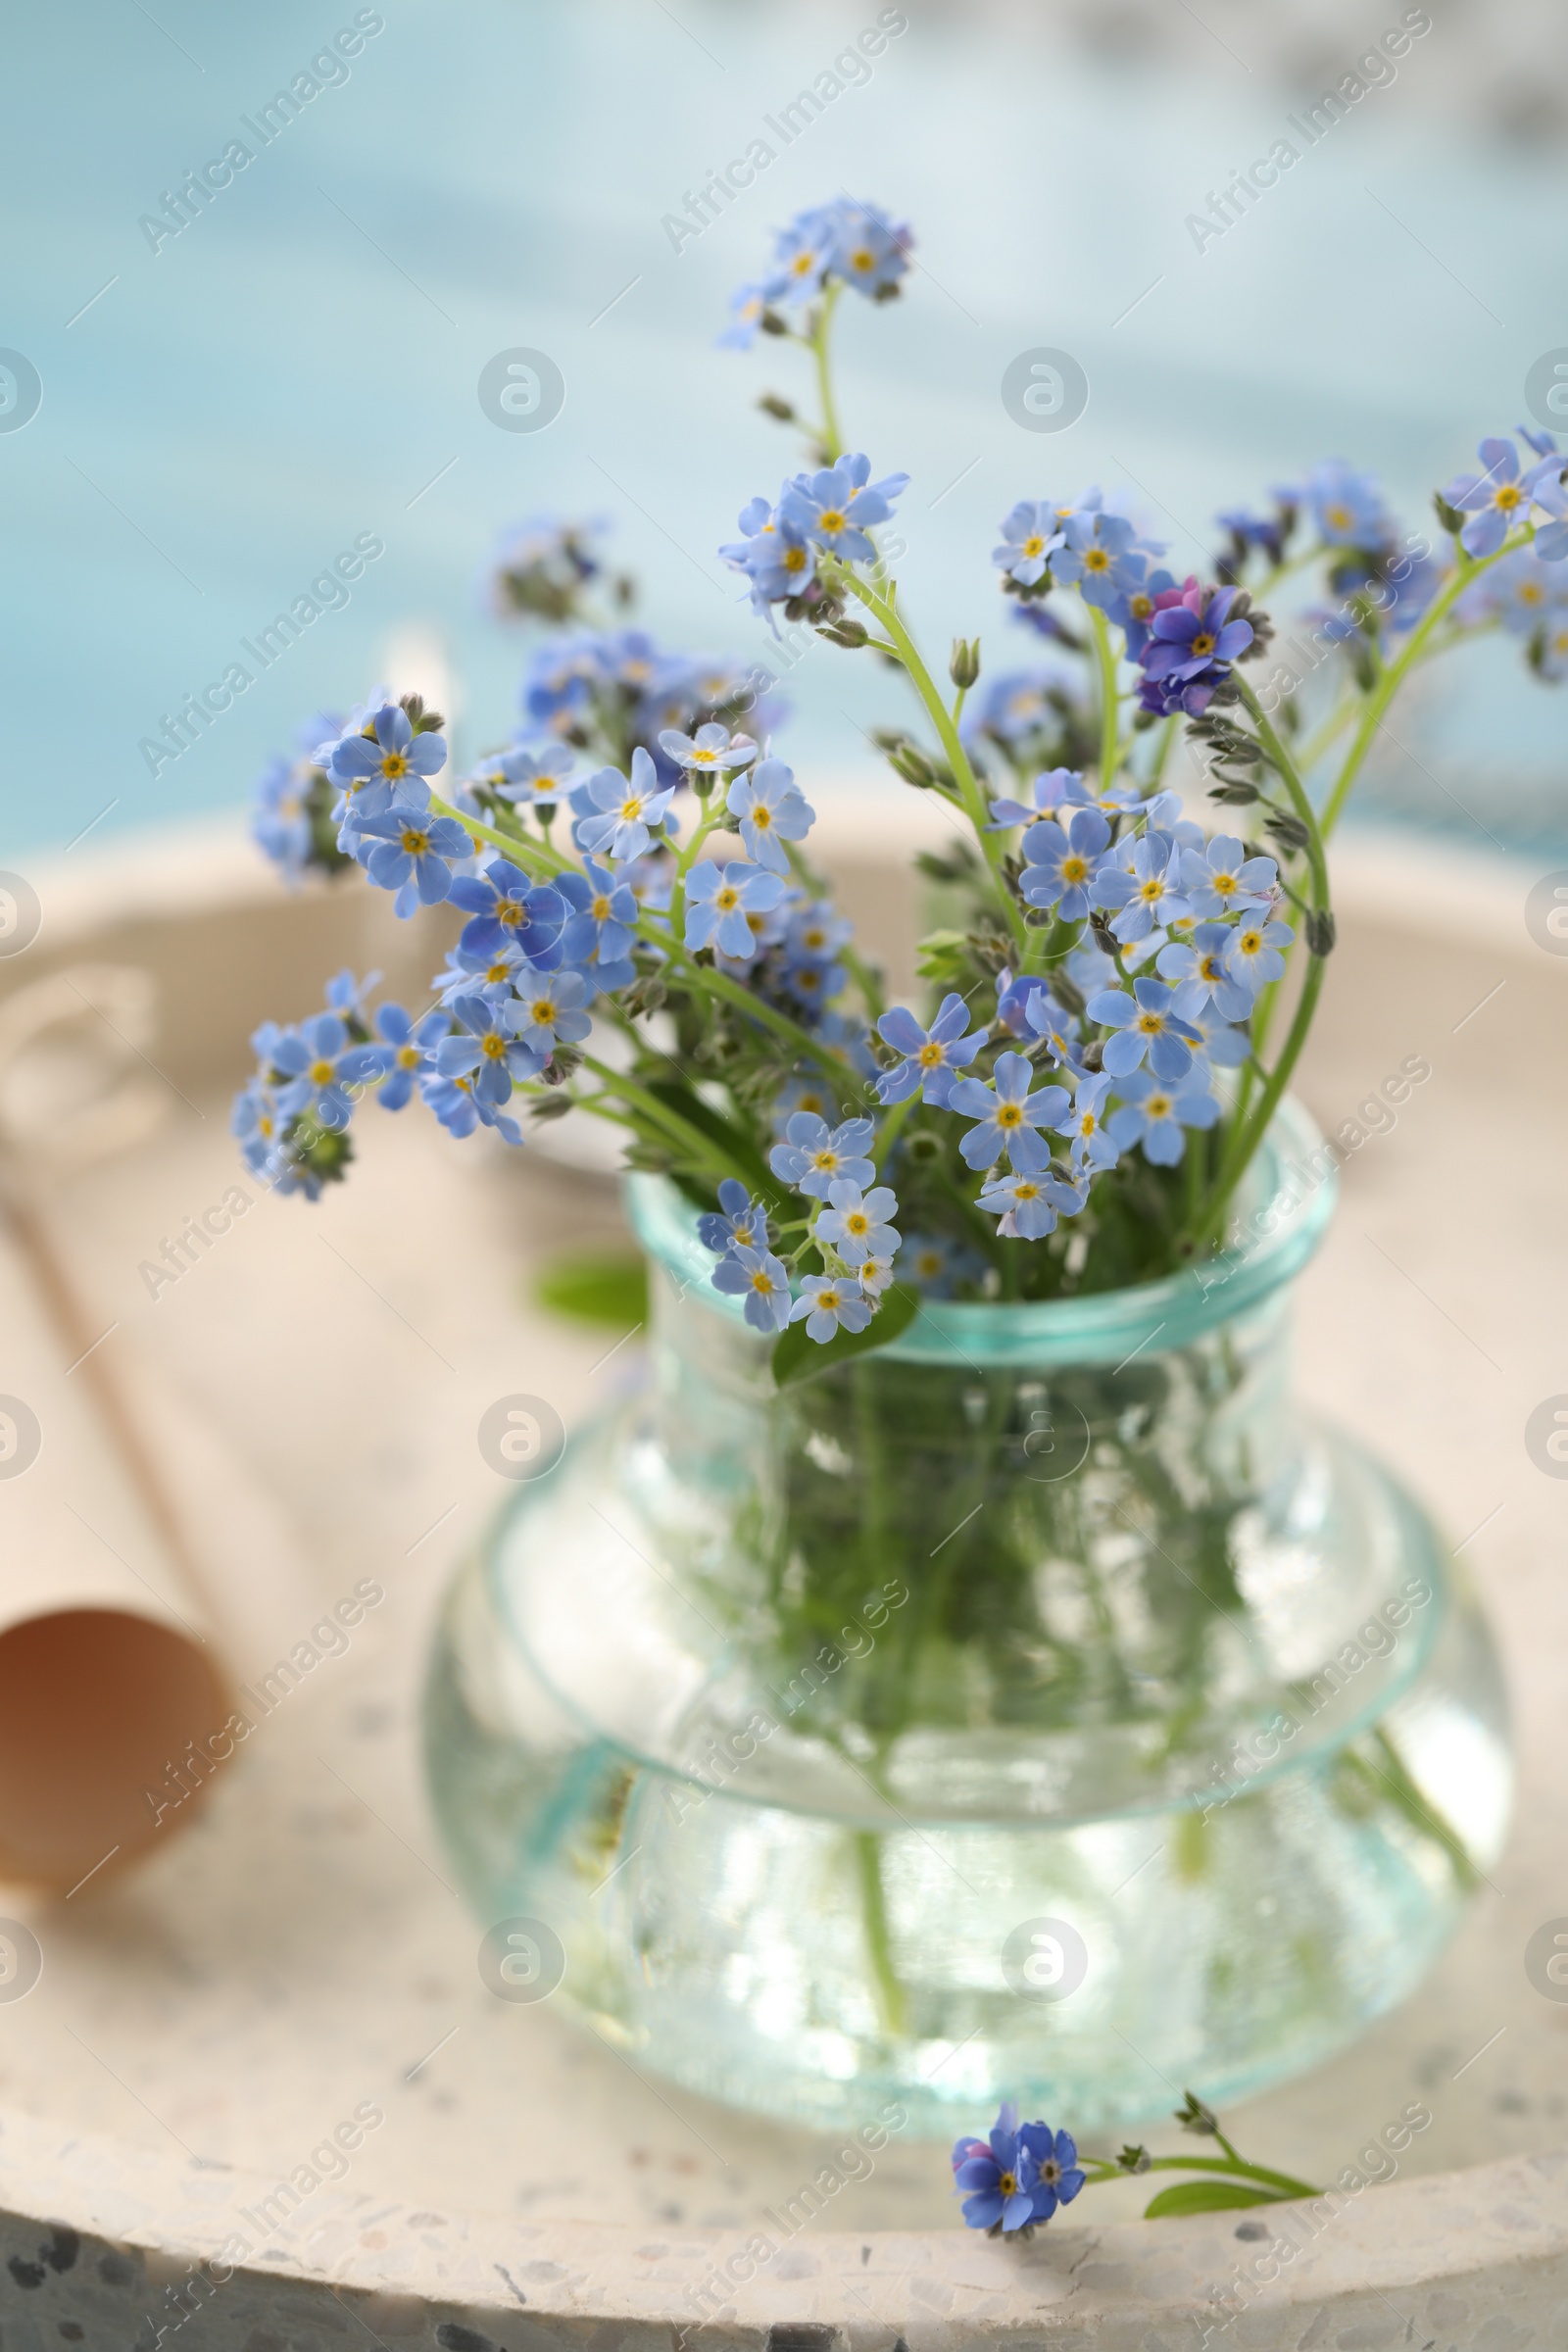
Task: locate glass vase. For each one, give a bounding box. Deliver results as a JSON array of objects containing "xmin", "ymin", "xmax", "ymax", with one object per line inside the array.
[{"xmin": 423, "ymin": 1100, "xmax": 1510, "ymax": 2136}]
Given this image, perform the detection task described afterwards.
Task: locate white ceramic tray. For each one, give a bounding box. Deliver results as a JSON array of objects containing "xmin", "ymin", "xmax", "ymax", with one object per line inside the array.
[{"xmin": 0, "ymin": 803, "xmax": 1565, "ymax": 2347}]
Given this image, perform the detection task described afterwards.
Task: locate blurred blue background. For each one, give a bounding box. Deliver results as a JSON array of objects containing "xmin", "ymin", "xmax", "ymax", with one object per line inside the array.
[{"xmin": 4, "ymin": 0, "xmax": 1566, "ymax": 860}]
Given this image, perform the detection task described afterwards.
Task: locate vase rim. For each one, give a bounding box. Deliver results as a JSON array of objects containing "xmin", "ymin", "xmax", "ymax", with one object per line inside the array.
[{"xmin": 625, "ymin": 1093, "xmax": 1337, "ymax": 1367}]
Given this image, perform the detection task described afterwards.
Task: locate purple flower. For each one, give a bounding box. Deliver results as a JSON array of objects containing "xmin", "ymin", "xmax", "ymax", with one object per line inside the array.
[
  {"xmin": 951, "ymin": 2104, "xmax": 1038, "ymax": 2233},
  {"xmin": 874, "ymin": 992, "xmax": 988, "ymax": 1105},
  {"xmin": 1139, "ymin": 582, "xmax": 1252, "ymax": 717},
  {"xmin": 947, "ymin": 1052, "xmax": 1069, "ymax": 1172},
  {"xmin": 1017, "ymin": 2124, "xmax": 1087, "ymax": 2223}
]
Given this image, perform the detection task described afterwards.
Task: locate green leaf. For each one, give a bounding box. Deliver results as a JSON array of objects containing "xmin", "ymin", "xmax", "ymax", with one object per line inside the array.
[
  {"xmin": 771, "ymin": 1283, "xmax": 919, "ymax": 1389},
  {"xmin": 645, "ymin": 1080, "xmax": 778, "ymax": 1200},
  {"xmin": 1143, "ymin": 2180, "xmax": 1287, "ymax": 2219},
  {"xmin": 533, "ymin": 1250, "xmax": 649, "ymax": 1329}
]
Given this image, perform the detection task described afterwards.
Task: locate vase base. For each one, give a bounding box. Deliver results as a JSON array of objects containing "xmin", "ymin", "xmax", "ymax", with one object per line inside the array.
[{"xmin": 423, "ymin": 1429, "xmax": 1509, "ymax": 2138}]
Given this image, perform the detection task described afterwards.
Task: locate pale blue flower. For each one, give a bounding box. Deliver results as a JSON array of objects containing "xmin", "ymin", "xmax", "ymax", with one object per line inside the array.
[
  {"xmin": 1019, "ymin": 808, "xmax": 1111, "ymax": 921},
  {"xmin": 770, "ymin": 1112, "xmax": 875, "ymax": 1199},
  {"xmin": 712, "ymin": 1242, "xmax": 794, "ymax": 1333},
  {"xmin": 1179, "ymin": 836, "xmax": 1278, "ymax": 920},
  {"xmin": 947, "ymin": 1053, "xmax": 1069, "ymax": 1171},
  {"xmin": 790, "ymin": 1273, "xmax": 874, "ymax": 1344},
  {"xmin": 685, "ymin": 860, "xmax": 787, "ymax": 957},
  {"xmin": 571, "ymin": 748, "xmax": 679, "ymax": 861},
  {"xmin": 726, "ymin": 758, "xmax": 814, "ymax": 873},
  {"xmin": 816, "ymin": 1180, "xmax": 901, "ymax": 1267},
  {"xmin": 1106, "ymin": 1069, "xmax": 1221, "ymax": 1166},
  {"xmin": 1087, "ymin": 976, "xmax": 1203, "ymax": 1084},
  {"xmin": 874, "ymin": 993, "xmax": 988, "ymax": 1104}
]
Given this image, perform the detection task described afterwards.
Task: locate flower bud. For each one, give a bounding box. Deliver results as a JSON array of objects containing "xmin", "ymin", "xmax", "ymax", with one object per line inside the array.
[{"xmin": 949, "ymin": 636, "xmax": 982, "ymax": 689}]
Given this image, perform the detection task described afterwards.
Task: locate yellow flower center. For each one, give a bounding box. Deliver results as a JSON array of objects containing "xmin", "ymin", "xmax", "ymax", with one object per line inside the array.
[
  {"xmin": 997, "ymin": 1102, "xmax": 1023, "ymax": 1127},
  {"xmin": 818, "ymin": 508, "xmax": 847, "ymax": 533},
  {"xmin": 846, "ymin": 1212, "xmax": 868, "ymax": 1237},
  {"xmin": 917, "ymin": 1042, "xmax": 945, "ymax": 1066},
  {"xmin": 619, "ymin": 797, "xmax": 644, "ymax": 821},
  {"xmin": 309, "ymin": 1059, "xmax": 334, "ymax": 1086},
  {"xmin": 1495, "ymin": 483, "xmax": 1522, "ymax": 511},
  {"xmin": 1021, "ymin": 534, "xmax": 1045, "ymax": 559},
  {"xmin": 591, "ymin": 895, "xmax": 611, "ymax": 919},
  {"xmin": 1084, "ymin": 546, "xmax": 1110, "ymax": 572},
  {"xmin": 1325, "ymin": 503, "xmax": 1352, "ymax": 531},
  {"xmin": 1061, "ymin": 855, "xmax": 1088, "ymax": 884},
  {"xmin": 1139, "ymin": 878, "xmax": 1164, "ymax": 903},
  {"xmin": 1137, "ymin": 1012, "xmax": 1163, "ymax": 1035},
  {"xmin": 482, "ymin": 1034, "xmax": 508, "ymax": 1058},
  {"xmin": 783, "ymin": 546, "xmax": 808, "ymax": 573},
  {"xmin": 400, "ymin": 826, "xmax": 429, "ymax": 854},
  {"xmin": 398, "ymin": 1046, "xmax": 420, "ymax": 1068},
  {"xmin": 1149, "ymin": 1094, "xmax": 1171, "ymax": 1117},
  {"xmin": 1191, "ymin": 632, "xmax": 1216, "ymax": 657},
  {"xmin": 714, "ymin": 886, "xmax": 740, "ymax": 912},
  {"xmin": 850, "ymin": 247, "xmax": 875, "ymax": 272},
  {"xmin": 1129, "ymin": 593, "xmax": 1152, "ymax": 619},
  {"xmin": 382, "ymin": 751, "xmax": 410, "ymax": 778}
]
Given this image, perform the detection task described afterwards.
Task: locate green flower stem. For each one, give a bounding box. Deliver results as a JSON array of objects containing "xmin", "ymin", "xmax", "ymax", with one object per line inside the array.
[
  {"xmin": 812, "ymin": 281, "xmax": 846, "ymax": 460},
  {"xmin": 669, "ymin": 795, "xmax": 733, "ymax": 932},
  {"xmin": 1319, "ymin": 525, "xmax": 1533, "ymax": 841},
  {"xmin": 576, "ymin": 1053, "xmax": 750, "ymax": 1188},
  {"xmin": 1146, "ymin": 710, "xmax": 1180, "ymax": 790},
  {"xmin": 1181, "ymin": 677, "xmax": 1330, "ymax": 1252},
  {"xmin": 833, "ymin": 569, "xmax": 1030, "ymax": 957},
  {"xmin": 429, "ymin": 793, "xmax": 871, "ymax": 1102},
  {"xmin": 1081, "ymin": 2153, "xmax": 1322, "ymax": 2199},
  {"xmin": 873, "ymin": 1087, "xmax": 915, "ymax": 1172},
  {"xmin": 1088, "ymin": 604, "xmax": 1122, "ymax": 785},
  {"xmin": 854, "ymin": 1828, "xmax": 907, "ymax": 2037}
]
